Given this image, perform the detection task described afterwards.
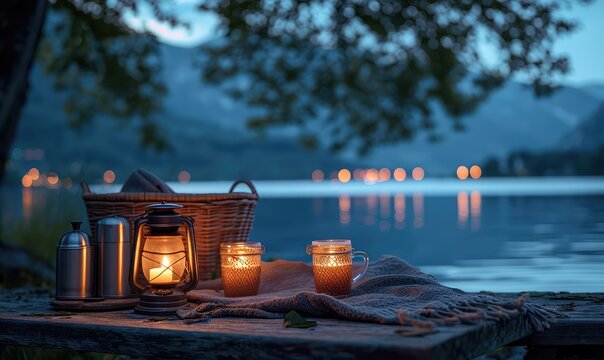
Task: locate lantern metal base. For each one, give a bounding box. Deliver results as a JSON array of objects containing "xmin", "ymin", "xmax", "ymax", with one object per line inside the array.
[{"xmin": 135, "ymin": 288, "xmax": 187, "ymax": 315}]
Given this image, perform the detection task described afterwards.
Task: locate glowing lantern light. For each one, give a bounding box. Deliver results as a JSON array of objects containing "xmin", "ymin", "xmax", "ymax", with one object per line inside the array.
[
  {"xmin": 393, "ymin": 168, "xmax": 406, "ymax": 181},
  {"xmin": 412, "ymin": 167, "xmax": 425, "ymax": 181},
  {"xmin": 130, "ymin": 203, "xmax": 198, "ymax": 315},
  {"xmin": 338, "ymin": 169, "xmax": 351, "ymax": 183},
  {"xmin": 457, "ymin": 166, "xmax": 469, "ymax": 180},
  {"xmin": 470, "ymin": 165, "xmax": 482, "ymax": 179},
  {"xmin": 103, "ymin": 170, "xmax": 116, "ymax": 184}
]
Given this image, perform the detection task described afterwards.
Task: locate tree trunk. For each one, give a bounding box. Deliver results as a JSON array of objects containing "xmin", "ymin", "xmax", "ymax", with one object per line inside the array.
[{"xmin": 0, "ymin": 0, "xmax": 48, "ymax": 183}]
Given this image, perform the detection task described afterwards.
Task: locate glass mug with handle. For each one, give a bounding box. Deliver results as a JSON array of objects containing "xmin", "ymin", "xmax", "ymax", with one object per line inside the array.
[{"xmin": 306, "ymin": 239, "xmax": 369, "ymax": 296}]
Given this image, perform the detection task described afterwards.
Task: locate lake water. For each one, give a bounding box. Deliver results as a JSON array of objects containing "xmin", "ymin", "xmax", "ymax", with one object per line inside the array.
[{"xmin": 2, "ymin": 178, "xmax": 604, "ymax": 292}]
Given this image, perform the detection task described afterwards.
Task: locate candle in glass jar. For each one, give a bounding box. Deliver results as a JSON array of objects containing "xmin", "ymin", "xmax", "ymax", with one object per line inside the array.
[
  {"xmin": 149, "ymin": 257, "xmax": 173, "ymax": 284},
  {"xmin": 306, "ymin": 240, "xmax": 369, "ymax": 297},
  {"xmin": 220, "ymin": 242, "xmax": 264, "ymax": 297},
  {"xmin": 312, "ymin": 253, "xmax": 353, "ymax": 296}
]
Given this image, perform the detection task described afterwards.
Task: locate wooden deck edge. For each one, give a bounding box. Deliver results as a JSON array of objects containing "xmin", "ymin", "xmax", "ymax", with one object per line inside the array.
[{"xmin": 0, "ymin": 317, "xmax": 432, "ymax": 359}]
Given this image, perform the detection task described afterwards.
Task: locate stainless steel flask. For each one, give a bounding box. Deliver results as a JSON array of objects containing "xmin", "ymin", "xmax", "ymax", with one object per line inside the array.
[
  {"xmin": 97, "ymin": 216, "xmax": 134, "ymax": 298},
  {"xmin": 56, "ymin": 222, "xmax": 95, "ymax": 300}
]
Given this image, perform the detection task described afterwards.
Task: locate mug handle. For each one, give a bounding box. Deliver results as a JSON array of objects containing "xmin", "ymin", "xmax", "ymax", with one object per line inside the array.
[{"xmin": 352, "ymin": 251, "xmax": 369, "ymax": 284}]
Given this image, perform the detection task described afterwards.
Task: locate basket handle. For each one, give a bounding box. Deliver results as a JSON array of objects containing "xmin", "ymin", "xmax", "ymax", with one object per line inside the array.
[
  {"xmin": 229, "ymin": 180, "xmax": 258, "ymax": 196},
  {"xmin": 81, "ymin": 181, "xmax": 92, "ymax": 194}
]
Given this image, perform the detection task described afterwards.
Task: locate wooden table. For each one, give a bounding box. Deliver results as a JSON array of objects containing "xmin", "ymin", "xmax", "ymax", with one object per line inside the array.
[{"xmin": 0, "ymin": 289, "xmax": 602, "ymax": 359}]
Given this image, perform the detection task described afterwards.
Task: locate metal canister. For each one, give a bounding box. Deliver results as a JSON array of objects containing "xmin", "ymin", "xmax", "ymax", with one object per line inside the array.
[
  {"xmin": 97, "ymin": 216, "xmax": 134, "ymax": 298},
  {"xmin": 56, "ymin": 222, "xmax": 95, "ymax": 300}
]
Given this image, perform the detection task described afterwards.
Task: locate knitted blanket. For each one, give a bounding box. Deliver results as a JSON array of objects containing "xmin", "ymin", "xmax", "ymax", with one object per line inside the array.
[{"xmin": 178, "ymin": 256, "xmax": 559, "ymax": 331}]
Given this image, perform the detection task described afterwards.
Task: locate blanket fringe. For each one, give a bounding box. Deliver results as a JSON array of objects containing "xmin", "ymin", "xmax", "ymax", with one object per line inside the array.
[{"xmin": 397, "ymin": 293, "xmax": 561, "ymax": 332}]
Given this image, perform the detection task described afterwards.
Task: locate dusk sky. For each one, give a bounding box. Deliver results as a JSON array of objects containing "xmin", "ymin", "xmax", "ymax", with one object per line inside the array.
[{"xmin": 125, "ymin": 1, "xmax": 604, "ymax": 86}]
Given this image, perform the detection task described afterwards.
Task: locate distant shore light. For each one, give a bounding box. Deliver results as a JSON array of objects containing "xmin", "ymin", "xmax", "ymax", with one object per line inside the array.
[
  {"xmin": 470, "ymin": 165, "xmax": 482, "ymax": 179},
  {"xmin": 47, "ymin": 172, "xmax": 59, "ymax": 186},
  {"xmin": 22, "ymin": 174, "xmax": 33, "ymax": 188},
  {"xmin": 378, "ymin": 168, "xmax": 391, "ymax": 181},
  {"xmin": 393, "ymin": 168, "xmax": 406, "ymax": 182},
  {"xmin": 28, "ymin": 168, "xmax": 40, "ymax": 181},
  {"xmin": 365, "ymin": 168, "xmax": 379, "ymax": 182},
  {"xmin": 103, "ymin": 170, "xmax": 116, "ymax": 184},
  {"xmin": 353, "ymin": 169, "xmax": 364, "ymax": 181},
  {"xmin": 311, "ymin": 169, "xmax": 324, "ymax": 182},
  {"xmin": 178, "ymin": 170, "xmax": 191, "ymax": 184},
  {"xmin": 456, "ymin": 166, "xmax": 469, "ymax": 180},
  {"xmin": 412, "ymin": 167, "xmax": 425, "ymax": 181},
  {"xmin": 63, "ymin": 177, "xmax": 73, "ymax": 189},
  {"xmin": 338, "ymin": 169, "xmax": 351, "ymax": 183}
]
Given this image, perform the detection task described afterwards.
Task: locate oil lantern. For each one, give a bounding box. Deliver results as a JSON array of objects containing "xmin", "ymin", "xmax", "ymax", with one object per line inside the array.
[{"xmin": 130, "ymin": 202, "xmax": 199, "ymax": 315}]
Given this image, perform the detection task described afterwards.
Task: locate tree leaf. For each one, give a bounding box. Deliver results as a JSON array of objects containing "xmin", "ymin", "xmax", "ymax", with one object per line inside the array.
[
  {"xmin": 283, "ymin": 310, "xmax": 317, "ymax": 328},
  {"xmin": 395, "ymin": 327, "xmax": 437, "ymax": 337}
]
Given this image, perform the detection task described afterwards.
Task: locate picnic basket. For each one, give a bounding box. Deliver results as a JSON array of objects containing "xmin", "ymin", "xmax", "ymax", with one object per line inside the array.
[{"xmin": 81, "ymin": 180, "xmax": 258, "ymax": 281}]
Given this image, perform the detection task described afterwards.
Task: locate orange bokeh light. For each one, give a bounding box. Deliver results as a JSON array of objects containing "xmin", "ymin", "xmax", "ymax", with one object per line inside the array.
[
  {"xmin": 22, "ymin": 174, "xmax": 33, "ymax": 188},
  {"xmin": 456, "ymin": 166, "xmax": 469, "ymax": 180},
  {"xmin": 28, "ymin": 168, "xmax": 40, "ymax": 181},
  {"xmin": 103, "ymin": 170, "xmax": 116, "ymax": 184},
  {"xmin": 378, "ymin": 168, "xmax": 391, "ymax": 181},
  {"xmin": 393, "ymin": 168, "xmax": 406, "ymax": 181},
  {"xmin": 47, "ymin": 172, "xmax": 59, "ymax": 185},
  {"xmin": 338, "ymin": 169, "xmax": 351, "ymax": 183},
  {"xmin": 412, "ymin": 167, "xmax": 425, "ymax": 181},
  {"xmin": 312, "ymin": 169, "xmax": 324, "ymax": 182},
  {"xmin": 178, "ymin": 170, "xmax": 191, "ymax": 184},
  {"xmin": 470, "ymin": 165, "xmax": 482, "ymax": 179},
  {"xmin": 365, "ymin": 168, "xmax": 379, "ymax": 182}
]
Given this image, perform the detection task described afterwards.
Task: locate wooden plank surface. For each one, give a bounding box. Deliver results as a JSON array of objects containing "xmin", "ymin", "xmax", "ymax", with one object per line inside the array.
[{"xmin": 0, "ymin": 289, "xmax": 602, "ymax": 359}]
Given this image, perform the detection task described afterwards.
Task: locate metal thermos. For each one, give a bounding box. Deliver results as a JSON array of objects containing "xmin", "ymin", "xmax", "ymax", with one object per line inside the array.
[
  {"xmin": 97, "ymin": 216, "xmax": 134, "ymax": 298},
  {"xmin": 56, "ymin": 222, "xmax": 95, "ymax": 300}
]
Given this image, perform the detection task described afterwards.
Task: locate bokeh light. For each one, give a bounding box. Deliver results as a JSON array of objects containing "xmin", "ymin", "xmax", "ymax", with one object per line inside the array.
[
  {"xmin": 393, "ymin": 168, "xmax": 406, "ymax": 181},
  {"xmin": 28, "ymin": 167, "xmax": 40, "ymax": 181},
  {"xmin": 103, "ymin": 170, "xmax": 116, "ymax": 184},
  {"xmin": 457, "ymin": 166, "xmax": 469, "ymax": 180},
  {"xmin": 312, "ymin": 169, "xmax": 324, "ymax": 182},
  {"xmin": 63, "ymin": 177, "xmax": 73, "ymax": 189},
  {"xmin": 365, "ymin": 168, "xmax": 379, "ymax": 182},
  {"xmin": 178, "ymin": 170, "xmax": 191, "ymax": 184},
  {"xmin": 378, "ymin": 168, "xmax": 391, "ymax": 181},
  {"xmin": 22, "ymin": 174, "xmax": 33, "ymax": 188},
  {"xmin": 470, "ymin": 165, "xmax": 482, "ymax": 179},
  {"xmin": 338, "ymin": 169, "xmax": 351, "ymax": 183},
  {"xmin": 412, "ymin": 167, "xmax": 425, "ymax": 181},
  {"xmin": 47, "ymin": 172, "xmax": 59, "ymax": 186}
]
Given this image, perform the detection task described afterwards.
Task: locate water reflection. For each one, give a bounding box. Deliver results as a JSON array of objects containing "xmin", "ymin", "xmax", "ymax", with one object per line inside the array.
[
  {"xmin": 22, "ymin": 188, "xmax": 32, "ymax": 220},
  {"xmin": 413, "ymin": 193, "xmax": 424, "ymax": 229},
  {"xmin": 364, "ymin": 195, "xmax": 377, "ymax": 225},
  {"xmin": 457, "ymin": 191, "xmax": 469, "ymax": 229},
  {"xmin": 313, "ymin": 198, "xmax": 324, "ymax": 218},
  {"xmin": 394, "ymin": 194, "xmax": 405, "ymax": 229},
  {"xmin": 471, "ymin": 191, "xmax": 482, "ymax": 230},
  {"xmin": 339, "ymin": 195, "xmax": 351, "ymax": 225},
  {"xmin": 5, "ymin": 185, "xmax": 604, "ymax": 292},
  {"xmin": 379, "ymin": 194, "xmax": 390, "ymax": 219}
]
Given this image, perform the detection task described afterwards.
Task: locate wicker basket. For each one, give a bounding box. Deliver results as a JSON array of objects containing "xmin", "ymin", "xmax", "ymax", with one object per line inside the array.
[{"xmin": 82, "ymin": 180, "xmax": 258, "ymax": 281}]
